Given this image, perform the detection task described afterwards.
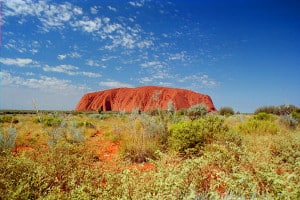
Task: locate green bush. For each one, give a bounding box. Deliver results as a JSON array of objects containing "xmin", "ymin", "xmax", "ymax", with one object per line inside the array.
[
  {"xmin": 34, "ymin": 115, "xmax": 61, "ymax": 127},
  {"xmin": 292, "ymin": 110, "xmax": 300, "ymax": 122},
  {"xmin": 238, "ymin": 119, "xmax": 279, "ymax": 135},
  {"xmin": 219, "ymin": 107, "xmax": 234, "ymax": 116},
  {"xmin": 187, "ymin": 103, "xmax": 208, "ymax": 120},
  {"xmin": 168, "ymin": 115, "xmax": 228, "ymax": 156},
  {"xmin": 0, "ymin": 115, "xmax": 19, "ymax": 124},
  {"xmin": 255, "ymin": 105, "xmax": 298, "ymax": 115},
  {"xmin": 252, "ymin": 112, "xmax": 276, "ymax": 121}
]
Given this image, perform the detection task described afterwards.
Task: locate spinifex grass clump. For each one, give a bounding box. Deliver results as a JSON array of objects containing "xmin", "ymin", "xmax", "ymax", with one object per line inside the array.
[
  {"xmin": 0, "ymin": 126, "xmax": 17, "ymax": 153},
  {"xmin": 120, "ymin": 112, "xmax": 168, "ymax": 163}
]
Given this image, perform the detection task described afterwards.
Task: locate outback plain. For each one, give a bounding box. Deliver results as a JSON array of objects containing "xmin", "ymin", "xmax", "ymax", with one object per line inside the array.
[{"xmin": 1, "ymin": 104, "xmax": 300, "ymax": 199}]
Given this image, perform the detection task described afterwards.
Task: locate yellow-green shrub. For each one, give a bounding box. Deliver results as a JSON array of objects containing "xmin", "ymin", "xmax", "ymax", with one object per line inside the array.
[
  {"xmin": 168, "ymin": 115, "xmax": 228, "ymax": 156},
  {"xmin": 238, "ymin": 119, "xmax": 279, "ymax": 135}
]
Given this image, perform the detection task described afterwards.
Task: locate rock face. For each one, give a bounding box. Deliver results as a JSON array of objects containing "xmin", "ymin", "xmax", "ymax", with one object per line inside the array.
[{"xmin": 75, "ymin": 86, "xmax": 216, "ymax": 112}]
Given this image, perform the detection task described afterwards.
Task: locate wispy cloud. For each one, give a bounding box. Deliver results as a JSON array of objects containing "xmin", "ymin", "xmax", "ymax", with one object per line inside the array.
[
  {"xmin": 168, "ymin": 51, "xmax": 187, "ymax": 61},
  {"xmin": 57, "ymin": 54, "xmax": 67, "ymax": 60},
  {"xmin": 3, "ymin": 0, "xmax": 154, "ymax": 51},
  {"xmin": 4, "ymin": 39, "xmax": 34, "ymax": 53},
  {"xmin": 57, "ymin": 52, "xmax": 81, "ymax": 60},
  {"xmin": 1, "ymin": 71, "xmax": 88, "ymax": 94},
  {"xmin": 90, "ymin": 6, "xmax": 98, "ymax": 14},
  {"xmin": 71, "ymin": 17, "xmax": 102, "ymax": 32},
  {"xmin": 43, "ymin": 64, "xmax": 101, "ymax": 77},
  {"xmin": 3, "ymin": 0, "xmax": 83, "ymax": 31},
  {"xmin": 107, "ymin": 6, "xmax": 117, "ymax": 12},
  {"xmin": 178, "ymin": 74, "xmax": 218, "ymax": 88},
  {"xmin": 128, "ymin": 1, "xmax": 145, "ymax": 7},
  {"xmin": 140, "ymin": 61, "xmax": 164, "ymax": 68},
  {"xmin": 86, "ymin": 59, "xmax": 101, "ymax": 67},
  {"xmin": 43, "ymin": 64, "xmax": 78, "ymax": 74},
  {"xmin": 99, "ymin": 81, "xmax": 133, "ymax": 88},
  {"xmin": 0, "ymin": 58, "xmax": 34, "ymax": 67}
]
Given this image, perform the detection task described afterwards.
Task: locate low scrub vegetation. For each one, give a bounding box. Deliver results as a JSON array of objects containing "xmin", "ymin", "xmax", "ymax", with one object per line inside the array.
[
  {"xmin": 219, "ymin": 106, "xmax": 234, "ymax": 116},
  {"xmin": 0, "ymin": 106, "xmax": 299, "ymax": 199}
]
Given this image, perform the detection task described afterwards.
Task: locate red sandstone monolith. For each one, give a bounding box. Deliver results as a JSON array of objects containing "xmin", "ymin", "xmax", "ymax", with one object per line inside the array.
[{"xmin": 75, "ymin": 86, "xmax": 216, "ymax": 112}]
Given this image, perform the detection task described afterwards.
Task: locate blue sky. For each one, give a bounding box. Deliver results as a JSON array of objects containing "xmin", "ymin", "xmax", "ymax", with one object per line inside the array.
[{"xmin": 1, "ymin": 0, "xmax": 299, "ymax": 112}]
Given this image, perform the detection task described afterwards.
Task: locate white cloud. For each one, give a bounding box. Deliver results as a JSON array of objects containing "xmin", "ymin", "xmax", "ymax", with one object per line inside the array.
[
  {"xmin": 3, "ymin": 0, "xmax": 83, "ymax": 31},
  {"xmin": 178, "ymin": 74, "xmax": 218, "ymax": 88},
  {"xmin": 168, "ymin": 51, "xmax": 187, "ymax": 61},
  {"xmin": 57, "ymin": 52, "xmax": 81, "ymax": 60},
  {"xmin": 86, "ymin": 59, "xmax": 100, "ymax": 67},
  {"xmin": 129, "ymin": 1, "xmax": 144, "ymax": 7},
  {"xmin": 137, "ymin": 40, "xmax": 153, "ymax": 48},
  {"xmin": 43, "ymin": 64, "xmax": 101, "ymax": 77},
  {"xmin": 99, "ymin": 81, "xmax": 133, "ymax": 88},
  {"xmin": 69, "ymin": 52, "xmax": 81, "ymax": 58},
  {"xmin": 107, "ymin": 6, "xmax": 117, "ymax": 12},
  {"xmin": 71, "ymin": 17, "xmax": 102, "ymax": 33},
  {"xmin": 43, "ymin": 64, "xmax": 78, "ymax": 74},
  {"xmin": 1, "ymin": 71, "xmax": 88, "ymax": 93},
  {"xmin": 90, "ymin": 6, "xmax": 98, "ymax": 14},
  {"xmin": 3, "ymin": 0, "xmax": 154, "ymax": 52},
  {"xmin": 1, "ymin": 71, "xmax": 89, "ymax": 110},
  {"xmin": 140, "ymin": 61, "xmax": 163, "ymax": 68},
  {"xmin": 81, "ymin": 72, "xmax": 101, "ymax": 78},
  {"xmin": 57, "ymin": 54, "xmax": 67, "ymax": 60},
  {"xmin": 0, "ymin": 58, "xmax": 33, "ymax": 67},
  {"xmin": 139, "ymin": 77, "xmax": 152, "ymax": 83}
]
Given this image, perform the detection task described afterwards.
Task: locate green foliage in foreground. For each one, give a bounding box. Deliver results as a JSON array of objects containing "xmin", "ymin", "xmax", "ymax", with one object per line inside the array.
[{"xmin": 0, "ymin": 111, "xmax": 300, "ymax": 199}]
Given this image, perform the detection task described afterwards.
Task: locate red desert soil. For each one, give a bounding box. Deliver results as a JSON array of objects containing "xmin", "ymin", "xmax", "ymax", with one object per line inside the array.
[
  {"xmin": 86, "ymin": 130, "xmax": 155, "ymax": 171},
  {"xmin": 75, "ymin": 86, "xmax": 216, "ymax": 112}
]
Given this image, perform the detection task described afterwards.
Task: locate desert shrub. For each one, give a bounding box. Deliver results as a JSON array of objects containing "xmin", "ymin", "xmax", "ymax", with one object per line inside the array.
[
  {"xmin": 277, "ymin": 104, "xmax": 298, "ymax": 115},
  {"xmin": 255, "ymin": 105, "xmax": 298, "ymax": 115},
  {"xmin": 34, "ymin": 115, "xmax": 61, "ymax": 127},
  {"xmin": 238, "ymin": 119, "xmax": 279, "ymax": 135},
  {"xmin": 254, "ymin": 106, "xmax": 279, "ymax": 115},
  {"xmin": 0, "ymin": 115, "xmax": 19, "ymax": 124},
  {"xmin": 0, "ymin": 142, "xmax": 103, "ymax": 200},
  {"xmin": 88, "ymin": 113, "xmax": 112, "ymax": 120},
  {"xmin": 219, "ymin": 107, "xmax": 234, "ymax": 116},
  {"xmin": 120, "ymin": 114, "xmax": 168, "ymax": 162},
  {"xmin": 252, "ymin": 112, "xmax": 276, "ymax": 121},
  {"xmin": 47, "ymin": 123, "xmax": 85, "ymax": 147},
  {"xmin": 176, "ymin": 108, "xmax": 187, "ymax": 116},
  {"xmin": 279, "ymin": 114, "xmax": 298, "ymax": 129},
  {"xmin": 148, "ymin": 108, "xmax": 160, "ymax": 116},
  {"xmin": 168, "ymin": 115, "xmax": 228, "ymax": 156},
  {"xmin": 292, "ymin": 109, "xmax": 300, "ymax": 122},
  {"xmin": 76, "ymin": 121, "xmax": 95, "ymax": 128},
  {"xmin": 187, "ymin": 103, "xmax": 208, "ymax": 120},
  {"xmin": 0, "ymin": 126, "xmax": 17, "ymax": 153}
]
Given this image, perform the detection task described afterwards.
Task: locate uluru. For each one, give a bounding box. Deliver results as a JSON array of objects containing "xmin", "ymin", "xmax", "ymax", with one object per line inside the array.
[{"xmin": 75, "ymin": 86, "xmax": 216, "ymax": 112}]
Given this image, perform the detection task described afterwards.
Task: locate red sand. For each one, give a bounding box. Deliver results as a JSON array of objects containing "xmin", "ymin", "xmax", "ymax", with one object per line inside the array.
[{"xmin": 75, "ymin": 86, "xmax": 216, "ymax": 112}]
